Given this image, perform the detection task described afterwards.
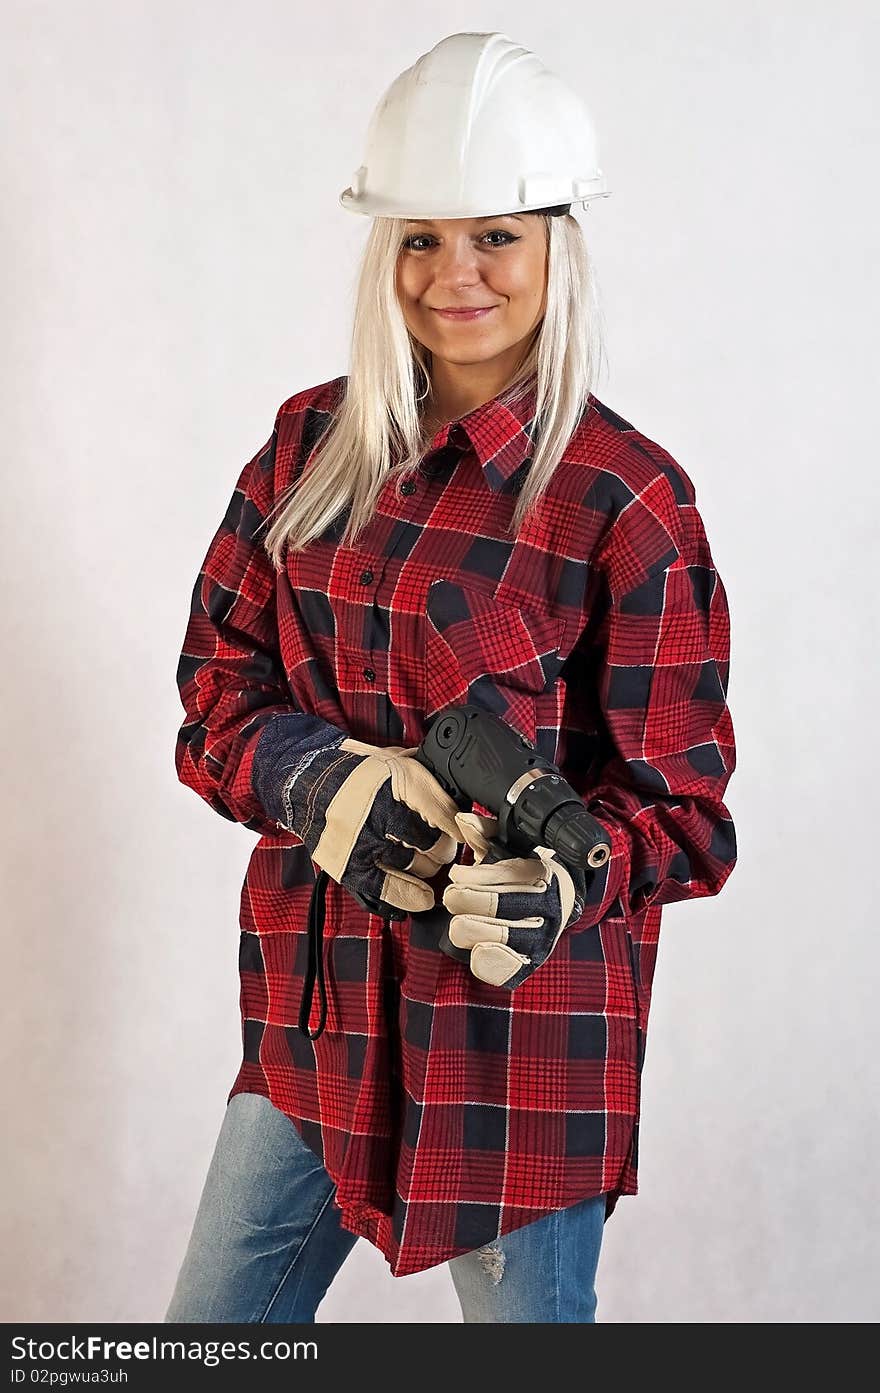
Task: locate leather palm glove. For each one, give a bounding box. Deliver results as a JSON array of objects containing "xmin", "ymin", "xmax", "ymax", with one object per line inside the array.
[
  {"xmin": 251, "ymin": 718, "xmax": 463, "ymax": 913},
  {"xmin": 442, "ymin": 811, "xmax": 587, "ymax": 988}
]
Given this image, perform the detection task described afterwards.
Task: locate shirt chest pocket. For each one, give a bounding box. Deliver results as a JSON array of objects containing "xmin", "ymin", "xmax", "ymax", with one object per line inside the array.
[{"xmin": 422, "ymin": 578, "xmax": 567, "ymax": 748}]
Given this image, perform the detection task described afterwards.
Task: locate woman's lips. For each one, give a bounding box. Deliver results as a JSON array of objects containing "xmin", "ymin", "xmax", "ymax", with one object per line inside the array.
[{"xmin": 431, "ymin": 306, "xmax": 498, "ymax": 321}]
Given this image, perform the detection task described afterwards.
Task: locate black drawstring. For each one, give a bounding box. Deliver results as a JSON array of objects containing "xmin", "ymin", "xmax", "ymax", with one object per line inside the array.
[{"xmin": 298, "ymin": 868, "xmax": 330, "ymax": 1038}]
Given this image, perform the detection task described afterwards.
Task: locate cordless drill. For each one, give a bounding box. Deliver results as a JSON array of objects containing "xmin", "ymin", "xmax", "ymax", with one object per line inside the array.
[{"xmin": 353, "ymin": 704, "xmax": 612, "ymax": 964}]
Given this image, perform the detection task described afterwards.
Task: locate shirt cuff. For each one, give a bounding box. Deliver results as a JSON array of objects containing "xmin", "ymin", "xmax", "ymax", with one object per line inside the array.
[{"xmin": 578, "ymin": 811, "xmax": 629, "ymax": 924}]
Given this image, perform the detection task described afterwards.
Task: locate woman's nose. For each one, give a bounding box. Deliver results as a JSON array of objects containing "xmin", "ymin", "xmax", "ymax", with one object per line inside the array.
[{"xmin": 431, "ymin": 240, "xmax": 483, "ymax": 284}]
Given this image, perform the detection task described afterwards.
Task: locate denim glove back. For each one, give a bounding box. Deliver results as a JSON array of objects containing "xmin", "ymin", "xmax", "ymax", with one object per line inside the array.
[
  {"xmin": 252, "ymin": 716, "xmax": 463, "ymax": 913},
  {"xmin": 442, "ymin": 811, "xmax": 587, "ymax": 988}
]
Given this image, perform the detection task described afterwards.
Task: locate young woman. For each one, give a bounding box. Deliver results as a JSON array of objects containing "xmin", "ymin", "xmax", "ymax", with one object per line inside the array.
[{"xmin": 165, "ymin": 32, "xmax": 737, "ymax": 1324}]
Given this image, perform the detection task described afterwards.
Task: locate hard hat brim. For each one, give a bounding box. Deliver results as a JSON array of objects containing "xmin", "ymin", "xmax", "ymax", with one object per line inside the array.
[{"xmin": 338, "ymin": 190, "xmax": 611, "ymax": 219}]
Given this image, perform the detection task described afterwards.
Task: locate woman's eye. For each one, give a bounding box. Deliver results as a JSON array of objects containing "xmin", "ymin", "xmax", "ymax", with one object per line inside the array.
[{"xmin": 402, "ymin": 230, "xmax": 519, "ymax": 252}]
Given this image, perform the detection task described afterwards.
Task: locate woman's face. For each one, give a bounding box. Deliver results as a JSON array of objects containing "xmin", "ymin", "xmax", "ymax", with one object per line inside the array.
[{"xmin": 395, "ymin": 214, "xmax": 548, "ymax": 370}]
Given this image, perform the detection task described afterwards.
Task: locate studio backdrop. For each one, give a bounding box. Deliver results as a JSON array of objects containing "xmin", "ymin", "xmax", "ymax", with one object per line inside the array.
[{"xmin": 1, "ymin": 0, "xmax": 877, "ymax": 1323}]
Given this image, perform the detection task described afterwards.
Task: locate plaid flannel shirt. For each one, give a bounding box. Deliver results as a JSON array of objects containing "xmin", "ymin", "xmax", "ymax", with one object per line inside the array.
[{"xmin": 174, "ymin": 373, "xmax": 737, "ymax": 1276}]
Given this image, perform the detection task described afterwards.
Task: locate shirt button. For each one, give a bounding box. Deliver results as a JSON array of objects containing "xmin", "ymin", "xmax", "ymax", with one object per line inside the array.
[
  {"xmin": 359, "ymin": 569, "xmax": 373, "ymax": 584},
  {"xmin": 363, "ymin": 667, "xmax": 375, "ymax": 682},
  {"xmin": 401, "ymin": 480, "xmax": 417, "ymax": 495}
]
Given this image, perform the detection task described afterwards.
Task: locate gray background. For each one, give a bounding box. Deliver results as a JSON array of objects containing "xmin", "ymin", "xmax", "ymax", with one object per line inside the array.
[{"xmin": 2, "ymin": 1, "xmax": 877, "ymax": 1323}]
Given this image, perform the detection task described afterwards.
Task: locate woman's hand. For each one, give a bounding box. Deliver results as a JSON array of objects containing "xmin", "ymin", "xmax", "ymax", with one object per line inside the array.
[
  {"xmin": 442, "ymin": 811, "xmax": 586, "ymax": 988},
  {"xmin": 277, "ymin": 736, "xmax": 464, "ymax": 913}
]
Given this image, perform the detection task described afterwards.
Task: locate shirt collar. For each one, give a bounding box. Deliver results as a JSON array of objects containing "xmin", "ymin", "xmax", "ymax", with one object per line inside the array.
[{"xmin": 427, "ymin": 375, "xmax": 541, "ymax": 493}]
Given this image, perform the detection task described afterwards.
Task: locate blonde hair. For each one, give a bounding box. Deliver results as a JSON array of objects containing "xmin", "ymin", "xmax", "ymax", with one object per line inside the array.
[{"xmin": 263, "ymin": 212, "xmax": 607, "ymax": 566}]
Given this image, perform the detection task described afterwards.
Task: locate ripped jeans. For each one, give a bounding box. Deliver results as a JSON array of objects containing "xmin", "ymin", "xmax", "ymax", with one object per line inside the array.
[{"xmin": 164, "ymin": 1092, "xmax": 606, "ymax": 1324}]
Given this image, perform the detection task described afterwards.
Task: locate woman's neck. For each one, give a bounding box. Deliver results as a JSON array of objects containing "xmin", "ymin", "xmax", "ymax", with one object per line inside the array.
[{"xmin": 422, "ymin": 352, "xmax": 534, "ymax": 435}]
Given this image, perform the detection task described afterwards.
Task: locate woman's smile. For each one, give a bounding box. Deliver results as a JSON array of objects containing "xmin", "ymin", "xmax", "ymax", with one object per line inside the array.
[{"xmin": 430, "ymin": 305, "xmax": 499, "ymax": 321}]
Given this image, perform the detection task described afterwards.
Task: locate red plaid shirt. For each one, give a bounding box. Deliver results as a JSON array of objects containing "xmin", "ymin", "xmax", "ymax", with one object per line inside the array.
[{"xmin": 174, "ymin": 374, "xmax": 737, "ymax": 1276}]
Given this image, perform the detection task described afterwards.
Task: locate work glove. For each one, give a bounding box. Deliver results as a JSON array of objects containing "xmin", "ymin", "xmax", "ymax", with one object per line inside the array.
[
  {"xmin": 442, "ymin": 811, "xmax": 587, "ymax": 988},
  {"xmin": 252, "ymin": 721, "xmax": 463, "ymax": 913}
]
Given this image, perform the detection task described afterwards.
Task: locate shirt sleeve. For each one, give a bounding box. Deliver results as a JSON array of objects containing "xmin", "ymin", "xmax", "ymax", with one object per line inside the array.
[
  {"xmin": 566, "ymin": 467, "xmax": 738, "ymax": 924},
  {"xmin": 174, "ymin": 416, "xmax": 343, "ymax": 838}
]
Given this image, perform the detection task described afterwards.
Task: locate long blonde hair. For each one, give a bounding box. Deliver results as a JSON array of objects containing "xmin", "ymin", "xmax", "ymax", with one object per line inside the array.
[{"xmin": 263, "ymin": 211, "xmax": 607, "ymax": 566}]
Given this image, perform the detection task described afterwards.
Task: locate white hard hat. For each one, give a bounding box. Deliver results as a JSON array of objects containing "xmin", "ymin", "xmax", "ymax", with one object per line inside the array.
[{"xmin": 339, "ymin": 31, "xmax": 611, "ymax": 220}]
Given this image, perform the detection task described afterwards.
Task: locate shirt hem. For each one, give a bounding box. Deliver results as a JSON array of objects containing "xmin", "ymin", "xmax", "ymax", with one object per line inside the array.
[{"xmin": 226, "ymin": 1072, "xmax": 640, "ymax": 1278}]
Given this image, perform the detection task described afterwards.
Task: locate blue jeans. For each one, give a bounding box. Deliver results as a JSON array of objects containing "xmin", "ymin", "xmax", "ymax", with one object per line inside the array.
[{"xmin": 164, "ymin": 1092, "xmax": 606, "ymax": 1324}]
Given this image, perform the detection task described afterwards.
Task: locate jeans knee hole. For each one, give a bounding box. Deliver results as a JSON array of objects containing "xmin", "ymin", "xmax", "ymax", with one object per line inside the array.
[{"xmin": 476, "ymin": 1244, "xmax": 505, "ymax": 1284}]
